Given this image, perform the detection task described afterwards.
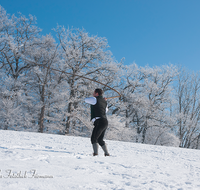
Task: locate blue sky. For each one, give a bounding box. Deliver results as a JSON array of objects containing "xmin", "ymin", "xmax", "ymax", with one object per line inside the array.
[{"xmin": 1, "ymin": 0, "xmax": 200, "ymax": 72}]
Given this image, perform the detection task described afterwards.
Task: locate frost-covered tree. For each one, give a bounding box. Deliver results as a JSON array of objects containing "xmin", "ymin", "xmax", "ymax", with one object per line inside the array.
[
  {"xmin": 0, "ymin": 7, "xmax": 41, "ymax": 131},
  {"xmin": 0, "ymin": 9, "xmax": 41, "ymax": 79},
  {"xmin": 172, "ymin": 68, "xmax": 200, "ymax": 149},
  {"xmin": 55, "ymin": 26, "xmax": 120, "ymax": 135},
  {"xmin": 0, "ymin": 70, "xmax": 35, "ymax": 130},
  {"xmin": 117, "ymin": 63, "xmax": 178, "ymax": 145},
  {"xmin": 22, "ymin": 34, "xmax": 68, "ymax": 133}
]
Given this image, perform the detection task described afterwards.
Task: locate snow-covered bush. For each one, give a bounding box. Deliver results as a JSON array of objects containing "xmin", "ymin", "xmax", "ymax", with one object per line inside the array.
[{"xmin": 106, "ymin": 115, "xmax": 137, "ymax": 142}]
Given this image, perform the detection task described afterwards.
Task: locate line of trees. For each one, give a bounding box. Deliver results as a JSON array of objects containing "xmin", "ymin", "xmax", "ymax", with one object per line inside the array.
[{"xmin": 1, "ymin": 6, "xmax": 200, "ymax": 149}]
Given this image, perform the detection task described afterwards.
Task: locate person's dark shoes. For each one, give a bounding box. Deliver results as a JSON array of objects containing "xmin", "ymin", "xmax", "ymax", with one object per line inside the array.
[
  {"xmin": 104, "ymin": 153, "xmax": 110, "ymax": 156},
  {"xmin": 93, "ymin": 153, "xmax": 98, "ymax": 156}
]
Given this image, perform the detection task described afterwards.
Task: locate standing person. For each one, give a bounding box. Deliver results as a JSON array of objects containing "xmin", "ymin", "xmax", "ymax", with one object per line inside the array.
[{"xmin": 85, "ymin": 89, "xmax": 110, "ymax": 156}]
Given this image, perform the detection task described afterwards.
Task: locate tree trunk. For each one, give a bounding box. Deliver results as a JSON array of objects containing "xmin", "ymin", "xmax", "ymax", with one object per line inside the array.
[
  {"xmin": 196, "ymin": 134, "xmax": 200, "ymax": 149},
  {"xmin": 65, "ymin": 78, "xmax": 75, "ymax": 134},
  {"xmin": 4, "ymin": 121, "xmax": 9, "ymax": 130},
  {"xmin": 142, "ymin": 119, "xmax": 148, "ymax": 143},
  {"xmin": 39, "ymin": 105, "xmax": 45, "ymax": 133},
  {"xmin": 65, "ymin": 116, "xmax": 70, "ymax": 134},
  {"xmin": 38, "ymin": 85, "xmax": 45, "ymax": 133}
]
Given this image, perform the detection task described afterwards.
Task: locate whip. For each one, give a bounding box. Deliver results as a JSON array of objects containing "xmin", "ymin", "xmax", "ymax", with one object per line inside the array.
[{"xmin": 24, "ymin": 58, "xmax": 121, "ymax": 99}]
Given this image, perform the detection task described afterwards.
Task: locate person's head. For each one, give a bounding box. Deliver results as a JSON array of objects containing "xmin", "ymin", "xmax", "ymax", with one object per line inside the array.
[{"xmin": 93, "ymin": 88, "xmax": 103, "ymax": 97}]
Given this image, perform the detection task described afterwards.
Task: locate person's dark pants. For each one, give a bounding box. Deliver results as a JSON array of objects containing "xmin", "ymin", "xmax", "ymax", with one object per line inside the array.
[{"xmin": 91, "ymin": 118, "xmax": 108, "ymax": 146}]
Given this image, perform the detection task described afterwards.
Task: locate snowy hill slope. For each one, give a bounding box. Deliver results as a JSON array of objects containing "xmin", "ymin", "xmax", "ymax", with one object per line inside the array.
[{"xmin": 0, "ymin": 130, "xmax": 200, "ymax": 190}]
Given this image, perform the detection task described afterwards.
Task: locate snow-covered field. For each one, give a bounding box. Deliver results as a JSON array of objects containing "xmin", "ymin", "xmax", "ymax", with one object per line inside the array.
[{"xmin": 0, "ymin": 130, "xmax": 200, "ymax": 190}]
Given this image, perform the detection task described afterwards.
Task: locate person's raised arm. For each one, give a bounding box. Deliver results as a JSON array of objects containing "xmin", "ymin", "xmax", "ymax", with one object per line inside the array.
[{"xmin": 84, "ymin": 97, "xmax": 97, "ymax": 105}]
